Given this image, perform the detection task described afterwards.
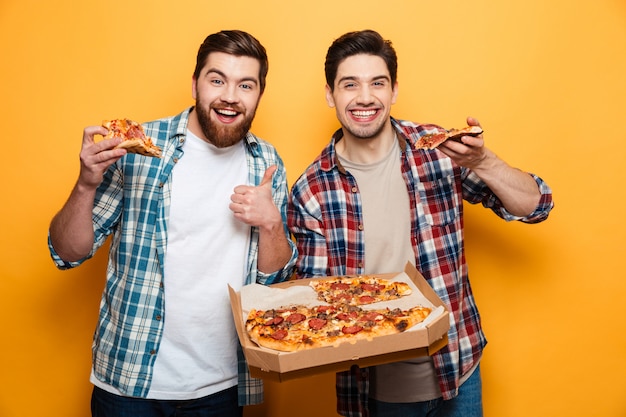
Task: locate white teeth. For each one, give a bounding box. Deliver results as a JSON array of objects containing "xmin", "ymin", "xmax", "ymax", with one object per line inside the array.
[
  {"xmin": 216, "ymin": 109, "xmax": 238, "ymax": 116},
  {"xmin": 351, "ymin": 110, "xmax": 376, "ymax": 118}
]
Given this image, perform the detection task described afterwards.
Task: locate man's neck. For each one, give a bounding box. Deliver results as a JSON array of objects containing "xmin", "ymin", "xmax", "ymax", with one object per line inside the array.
[{"xmin": 336, "ymin": 125, "xmax": 397, "ymax": 164}]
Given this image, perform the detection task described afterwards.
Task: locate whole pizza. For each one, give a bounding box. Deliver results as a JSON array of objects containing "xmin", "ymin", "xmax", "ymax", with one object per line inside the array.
[{"xmin": 244, "ymin": 275, "xmax": 432, "ymax": 352}]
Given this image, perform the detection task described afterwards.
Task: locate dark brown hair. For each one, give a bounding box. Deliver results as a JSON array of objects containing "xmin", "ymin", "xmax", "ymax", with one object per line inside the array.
[
  {"xmin": 193, "ymin": 30, "xmax": 269, "ymax": 93},
  {"xmin": 324, "ymin": 30, "xmax": 398, "ymax": 91}
]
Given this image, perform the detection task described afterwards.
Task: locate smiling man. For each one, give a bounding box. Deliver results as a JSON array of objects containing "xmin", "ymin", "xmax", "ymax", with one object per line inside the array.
[
  {"xmin": 288, "ymin": 30, "xmax": 554, "ymax": 417},
  {"xmin": 48, "ymin": 30, "xmax": 296, "ymax": 417}
]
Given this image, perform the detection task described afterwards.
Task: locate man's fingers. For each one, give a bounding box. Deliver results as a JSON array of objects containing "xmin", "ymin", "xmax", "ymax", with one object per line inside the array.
[
  {"xmin": 83, "ymin": 126, "xmax": 108, "ymax": 145},
  {"xmin": 466, "ymin": 116, "xmax": 481, "ymax": 128}
]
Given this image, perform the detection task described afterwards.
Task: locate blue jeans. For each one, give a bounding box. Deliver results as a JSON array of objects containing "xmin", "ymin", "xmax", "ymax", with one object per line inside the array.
[
  {"xmin": 369, "ymin": 365, "xmax": 483, "ymax": 417},
  {"xmin": 91, "ymin": 385, "xmax": 242, "ymax": 417}
]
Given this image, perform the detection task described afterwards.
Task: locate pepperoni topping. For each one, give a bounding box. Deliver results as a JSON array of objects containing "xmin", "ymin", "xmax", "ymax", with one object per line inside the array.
[
  {"xmin": 308, "ymin": 318, "xmax": 327, "ymax": 330},
  {"xmin": 126, "ymin": 125, "xmax": 146, "ymax": 139},
  {"xmin": 335, "ymin": 313, "xmax": 350, "ymax": 321},
  {"xmin": 331, "ymin": 282, "xmax": 351, "ymax": 291},
  {"xmin": 270, "ymin": 329, "xmax": 288, "ymax": 340},
  {"xmin": 358, "ymin": 311, "xmax": 382, "ymax": 322},
  {"xmin": 286, "ymin": 313, "xmax": 306, "ymax": 324},
  {"xmin": 358, "ymin": 295, "xmax": 376, "ymax": 304},
  {"xmin": 265, "ymin": 316, "xmax": 284, "ymax": 326},
  {"xmin": 342, "ymin": 325, "xmax": 363, "ymax": 334},
  {"xmin": 360, "ymin": 283, "xmax": 383, "ymax": 292},
  {"xmin": 335, "ymin": 311, "xmax": 358, "ymax": 321},
  {"xmin": 332, "ymin": 293, "xmax": 352, "ymax": 302}
]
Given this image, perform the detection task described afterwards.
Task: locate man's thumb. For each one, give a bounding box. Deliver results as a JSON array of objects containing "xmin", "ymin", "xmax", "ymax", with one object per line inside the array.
[{"xmin": 260, "ymin": 165, "xmax": 277, "ymax": 187}]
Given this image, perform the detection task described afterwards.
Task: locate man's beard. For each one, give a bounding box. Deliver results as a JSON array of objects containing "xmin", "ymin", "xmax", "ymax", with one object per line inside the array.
[{"xmin": 195, "ymin": 102, "xmax": 256, "ymax": 148}]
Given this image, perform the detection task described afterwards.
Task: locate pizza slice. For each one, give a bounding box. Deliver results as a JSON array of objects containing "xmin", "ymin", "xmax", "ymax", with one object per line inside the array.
[
  {"xmin": 102, "ymin": 118, "xmax": 162, "ymax": 158},
  {"xmin": 415, "ymin": 125, "xmax": 483, "ymax": 150},
  {"xmin": 309, "ymin": 276, "xmax": 413, "ymax": 306},
  {"xmin": 245, "ymin": 303, "xmax": 432, "ymax": 352}
]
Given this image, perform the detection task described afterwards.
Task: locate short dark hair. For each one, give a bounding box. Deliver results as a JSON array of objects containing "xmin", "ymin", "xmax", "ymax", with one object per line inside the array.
[
  {"xmin": 193, "ymin": 30, "xmax": 269, "ymax": 94},
  {"xmin": 324, "ymin": 30, "xmax": 398, "ymax": 91}
]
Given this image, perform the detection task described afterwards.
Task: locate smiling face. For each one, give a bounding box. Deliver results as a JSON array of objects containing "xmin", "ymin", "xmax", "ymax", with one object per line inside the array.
[
  {"xmin": 191, "ymin": 51, "xmax": 262, "ymax": 148},
  {"xmin": 326, "ymin": 54, "xmax": 398, "ymax": 142}
]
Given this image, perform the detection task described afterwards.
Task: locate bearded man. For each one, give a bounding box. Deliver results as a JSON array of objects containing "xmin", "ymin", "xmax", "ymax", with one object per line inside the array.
[{"xmin": 48, "ymin": 30, "xmax": 296, "ymax": 417}]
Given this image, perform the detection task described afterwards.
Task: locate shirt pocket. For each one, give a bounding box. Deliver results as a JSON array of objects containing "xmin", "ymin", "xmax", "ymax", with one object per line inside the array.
[{"xmin": 416, "ymin": 175, "xmax": 460, "ymax": 226}]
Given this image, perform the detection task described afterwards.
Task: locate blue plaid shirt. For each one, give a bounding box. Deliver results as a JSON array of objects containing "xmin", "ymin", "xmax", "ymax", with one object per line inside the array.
[{"xmin": 48, "ymin": 107, "xmax": 296, "ymax": 405}]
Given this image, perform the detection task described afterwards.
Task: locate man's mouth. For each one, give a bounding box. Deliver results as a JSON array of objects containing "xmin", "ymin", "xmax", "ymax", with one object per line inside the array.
[
  {"xmin": 350, "ymin": 109, "xmax": 378, "ymax": 120},
  {"xmin": 213, "ymin": 108, "xmax": 241, "ymax": 123}
]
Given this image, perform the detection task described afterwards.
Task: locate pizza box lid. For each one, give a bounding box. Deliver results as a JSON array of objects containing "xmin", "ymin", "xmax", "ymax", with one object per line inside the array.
[{"xmin": 228, "ymin": 261, "xmax": 450, "ymax": 382}]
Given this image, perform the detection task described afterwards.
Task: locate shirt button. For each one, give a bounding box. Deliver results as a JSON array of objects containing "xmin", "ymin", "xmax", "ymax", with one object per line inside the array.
[
  {"xmin": 358, "ymin": 224, "xmax": 363, "ymax": 230},
  {"xmin": 173, "ymin": 157, "xmax": 179, "ymax": 163},
  {"xmin": 358, "ymin": 262, "xmax": 364, "ymax": 268},
  {"xmin": 158, "ymin": 182, "xmax": 164, "ymax": 188},
  {"xmin": 155, "ymin": 315, "xmax": 162, "ymax": 321},
  {"xmin": 351, "ymin": 187, "xmax": 358, "ymax": 193},
  {"xmin": 150, "ymin": 349, "xmax": 156, "ymax": 355}
]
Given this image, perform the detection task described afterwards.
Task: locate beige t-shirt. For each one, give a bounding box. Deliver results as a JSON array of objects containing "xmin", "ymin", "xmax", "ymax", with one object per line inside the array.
[{"xmin": 338, "ymin": 136, "xmax": 442, "ymax": 402}]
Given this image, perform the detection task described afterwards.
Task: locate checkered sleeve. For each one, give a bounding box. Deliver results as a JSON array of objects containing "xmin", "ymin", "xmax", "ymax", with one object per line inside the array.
[
  {"xmin": 287, "ymin": 174, "xmax": 329, "ymax": 278},
  {"xmin": 461, "ymin": 169, "xmax": 554, "ymax": 223}
]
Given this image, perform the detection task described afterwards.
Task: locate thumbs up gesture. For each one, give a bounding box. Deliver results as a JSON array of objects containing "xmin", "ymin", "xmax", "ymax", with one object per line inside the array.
[{"xmin": 229, "ymin": 165, "xmax": 281, "ymax": 227}]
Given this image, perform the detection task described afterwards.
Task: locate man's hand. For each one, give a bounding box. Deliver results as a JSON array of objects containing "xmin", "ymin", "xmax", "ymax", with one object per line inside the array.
[
  {"xmin": 439, "ymin": 116, "xmax": 541, "ymax": 217},
  {"xmin": 49, "ymin": 126, "xmax": 127, "ymax": 262},
  {"xmin": 77, "ymin": 126, "xmax": 127, "ymax": 189},
  {"xmin": 229, "ymin": 165, "xmax": 281, "ymax": 229},
  {"xmin": 437, "ymin": 117, "xmax": 493, "ymax": 170},
  {"xmin": 230, "ymin": 165, "xmax": 293, "ymax": 274}
]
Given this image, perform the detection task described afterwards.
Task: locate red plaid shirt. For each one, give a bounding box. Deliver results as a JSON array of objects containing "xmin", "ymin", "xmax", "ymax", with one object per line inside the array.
[{"xmin": 287, "ymin": 117, "xmax": 554, "ymax": 416}]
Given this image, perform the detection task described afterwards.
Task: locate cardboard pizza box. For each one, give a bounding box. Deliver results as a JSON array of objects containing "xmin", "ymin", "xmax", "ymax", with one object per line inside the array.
[{"xmin": 228, "ymin": 262, "xmax": 450, "ymax": 382}]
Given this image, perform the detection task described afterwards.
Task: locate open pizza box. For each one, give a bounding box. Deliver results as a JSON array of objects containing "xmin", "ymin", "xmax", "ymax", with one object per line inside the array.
[{"xmin": 228, "ymin": 262, "xmax": 450, "ymax": 382}]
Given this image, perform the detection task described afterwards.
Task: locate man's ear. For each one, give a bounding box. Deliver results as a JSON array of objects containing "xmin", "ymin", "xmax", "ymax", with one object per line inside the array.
[
  {"xmin": 325, "ymin": 84, "xmax": 335, "ymax": 108},
  {"xmin": 391, "ymin": 81, "xmax": 399, "ymax": 105}
]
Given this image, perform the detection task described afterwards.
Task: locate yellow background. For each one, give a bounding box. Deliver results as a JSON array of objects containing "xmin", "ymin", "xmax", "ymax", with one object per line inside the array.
[{"xmin": 1, "ymin": 1, "xmax": 625, "ymax": 416}]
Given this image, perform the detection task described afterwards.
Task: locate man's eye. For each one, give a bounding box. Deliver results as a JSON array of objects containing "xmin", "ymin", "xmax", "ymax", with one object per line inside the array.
[{"xmin": 211, "ymin": 79, "xmax": 224, "ymax": 85}]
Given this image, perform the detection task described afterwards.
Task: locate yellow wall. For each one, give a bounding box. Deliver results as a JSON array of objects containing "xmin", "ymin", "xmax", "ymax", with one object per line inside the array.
[{"xmin": 1, "ymin": 1, "xmax": 625, "ymax": 416}]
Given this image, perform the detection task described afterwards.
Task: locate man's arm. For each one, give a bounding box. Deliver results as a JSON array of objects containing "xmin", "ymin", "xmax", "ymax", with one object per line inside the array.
[
  {"xmin": 230, "ymin": 165, "xmax": 293, "ymax": 274},
  {"xmin": 438, "ymin": 117, "xmax": 541, "ymax": 217},
  {"xmin": 49, "ymin": 126, "xmax": 126, "ymax": 262}
]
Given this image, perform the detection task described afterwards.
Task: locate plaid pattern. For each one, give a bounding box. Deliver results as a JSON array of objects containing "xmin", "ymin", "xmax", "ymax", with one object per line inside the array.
[
  {"xmin": 49, "ymin": 107, "xmax": 296, "ymax": 405},
  {"xmin": 287, "ymin": 117, "xmax": 554, "ymax": 416}
]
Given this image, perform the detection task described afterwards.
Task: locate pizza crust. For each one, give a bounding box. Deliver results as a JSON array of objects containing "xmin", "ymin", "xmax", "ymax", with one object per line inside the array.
[{"xmin": 113, "ymin": 138, "xmax": 162, "ymax": 157}]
